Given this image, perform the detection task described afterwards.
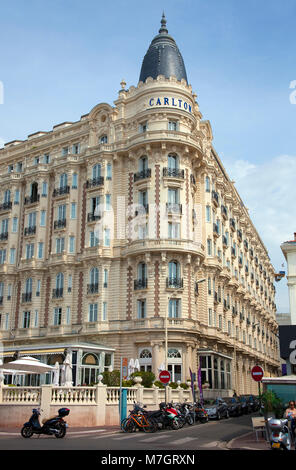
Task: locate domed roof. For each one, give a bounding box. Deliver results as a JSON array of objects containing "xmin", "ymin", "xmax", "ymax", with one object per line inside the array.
[{"xmin": 139, "ymin": 14, "xmax": 188, "ymax": 84}]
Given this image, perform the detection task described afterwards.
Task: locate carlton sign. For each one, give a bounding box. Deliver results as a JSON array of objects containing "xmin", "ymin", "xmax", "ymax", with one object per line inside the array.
[
  {"xmin": 279, "ymin": 325, "xmax": 296, "ymax": 364},
  {"xmin": 148, "ymin": 96, "xmax": 192, "ymax": 113}
]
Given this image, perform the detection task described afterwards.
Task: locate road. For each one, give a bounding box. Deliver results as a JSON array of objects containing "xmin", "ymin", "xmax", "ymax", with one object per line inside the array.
[{"xmin": 0, "ymin": 413, "xmax": 254, "ymax": 450}]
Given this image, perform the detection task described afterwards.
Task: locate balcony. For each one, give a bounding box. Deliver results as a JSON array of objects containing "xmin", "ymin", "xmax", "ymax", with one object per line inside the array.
[
  {"xmin": 255, "ymin": 257, "xmax": 259, "ymax": 266},
  {"xmin": 0, "ymin": 201, "xmax": 12, "ymax": 212},
  {"xmin": 53, "ymin": 186, "xmax": 70, "ymax": 197},
  {"xmin": 166, "ymin": 277, "xmax": 183, "ymax": 289},
  {"xmin": 166, "ymin": 203, "xmax": 182, "ymax": 215},
  {"xmin": 24, "ymin": 226, "xmax": 36, "ymax": 236},
  {"xmin": 211, "ymin": 190, "xmax": 219, "ymax": 206},
  {"xmin": 22, "ymin": 292, "xmax": 32, "ymax": 303},
  {"xmin": 24, "ymin": 194, "xmax": 40, "ymax": 205},
  {"xmin": 87, "ymin": 213, "xmax": 102, "ymax": 223},
  {"xmin": 134, "ymin": 169, "xmax": 151, "ymax": 182},
  {"xmin": 244, "ymin": 240, "xmax": 248, "ymax": 251},
  {"xmin": 163, "ymin": 168, "xmax": 184, "ymax": 179},
  {"xmin": 87, "ymin": 283, "xmax": 99, "ymax": 294},
  {"xmin": 245, "ymin": 265, "xmax": 249, "ymax": 275},
  {"xmin": 249, "ymin": 248, "xmax": 254, "ymax": 258},
  {"xmin": 213, "ymin": 223, "xmax": 220, "ymax": 237},
  {"xmin": 231, "ymin": 247, "xmax": 236, "ymax": 258},
  {"xmin": 222, "ymin": 235, "xmax": 228, "ymax": 247},
  {"xmin": 238, "ymin": 256, "xmax": 243, "ymax": 266},
  {"xmin": 86, "ymin": 177, "xmax": 104, "ymax": 189},
  {"xmin": 54, "ymin": 219, "xmax": 66, "ymax": 230},
  {"xmin": 237, "ymin": 229, "xmax": 242, "ymax": 241},
  {"xmin": 0, "ymin": 232, "xmax": 8, "ymax": 241},
  {"xmin": 52, "ymin": 288, "xmax": 63, "ymax": 298},
  {"xmin": 134, "ymin": 279, "xmax": 148, "ymax": 290}
]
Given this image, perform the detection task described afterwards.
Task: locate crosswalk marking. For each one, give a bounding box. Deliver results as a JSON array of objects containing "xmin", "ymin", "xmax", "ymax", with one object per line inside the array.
[
  {"xmin": 112, "ymin": 434, "xmax": 139, "ymax": 440},
  {"xmin": 168, "ymin": 437, "xmax": 197, "ymax": 446},
  {"xmin": 138, "ymin": 434, "xmax": 170, "ymax": 443}
]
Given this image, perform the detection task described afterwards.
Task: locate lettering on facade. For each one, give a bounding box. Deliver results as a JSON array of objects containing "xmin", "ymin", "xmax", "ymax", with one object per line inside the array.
[{"xmin": 148, "ymin": 97, "xmax": 192, "ymax": 113}]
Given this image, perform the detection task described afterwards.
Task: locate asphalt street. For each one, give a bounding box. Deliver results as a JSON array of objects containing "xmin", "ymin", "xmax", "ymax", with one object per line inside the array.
[{"xmin": 0, "ymin": 413, "xmax": 254, "ymax": 451}]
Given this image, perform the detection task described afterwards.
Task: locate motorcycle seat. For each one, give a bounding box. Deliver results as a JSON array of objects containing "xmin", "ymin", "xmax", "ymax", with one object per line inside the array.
[{"xmin": 42, "ymin": 416, "xmax": 57, "ymax": 424}]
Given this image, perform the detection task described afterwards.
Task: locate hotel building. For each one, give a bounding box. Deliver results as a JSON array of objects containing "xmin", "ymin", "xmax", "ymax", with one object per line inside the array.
[{"xmin": 0, "ymin": 15, "xmax": 280, "ymax": 393}]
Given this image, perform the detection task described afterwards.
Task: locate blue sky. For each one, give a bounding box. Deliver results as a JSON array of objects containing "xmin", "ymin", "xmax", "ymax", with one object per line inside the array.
[{"xmin": 0, "ymin": 0, "xmax": 295, "ymax": 313}]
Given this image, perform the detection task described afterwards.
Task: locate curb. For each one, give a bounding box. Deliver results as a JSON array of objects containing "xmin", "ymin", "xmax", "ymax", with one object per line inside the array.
[{"xmin": 226, "ymin": 431, "xmax": 267, "ymax": 450}]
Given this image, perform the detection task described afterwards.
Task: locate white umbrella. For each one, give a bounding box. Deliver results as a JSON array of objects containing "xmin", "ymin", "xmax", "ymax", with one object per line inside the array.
[
  {"xmin": 128, "ymin": 358, "xmax": 135, "ymax": 378},
  {"xmin": 158, "ymin": 363, "xmax": 165, "ymax": 372},
  {"xmin": 0, "ymin": 356, "xmax": 55, "ymax": 374},
  {"xmin": 134, "ymin": 359, "xmax": 140, "ymax": 371}
]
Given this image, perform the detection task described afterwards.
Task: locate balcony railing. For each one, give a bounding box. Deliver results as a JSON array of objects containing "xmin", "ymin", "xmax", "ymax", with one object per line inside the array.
[
  {"xmin": 166, "ymin": 203, "xmax": 182, "ymax": 214},
  {"xmin": 0, "ymin": 232, "xmax": 8, "ymax": 241},
  {"xmin": 24, "ymin": 194, "xmax": 40, "ymax": 205},
  {"xmin": 134, "ymin": 169, "xmax": 151, "ymax": 182},
  {"xmin": 166, "ymin": 277, "xmax": 183, "ymax": 289},
  {"xmin": 24, "ymin": 226, "xmax": 36, "ymax": 236},
  {"xmin": 52, "ymin": 288, "xmax": 63, "ymax": 298},
  {"xmin": 86, "ymin": 177, "xmax": 104, "ymax": 188},
  {"xmin": 0, "ymin": 201, "xmax": 12, "ymax": 212},
  {"xmin": 87, "ymin": 283, "xmax": 99, "ymax": 294},
  {"xmin": 87, "ymin": 213, "xmax": 101, "ymax": 222},
  {"xmin": 163, "ymin": 168, "xmax": 184, "ymax": 179},
  {"xmin": 54, "ymin": 219, "xmax": 66, "ymax": 230},
  {"xmin": 134, "ymin": 279, "xmax": 148, "ymax": 290},
  {"xmin": 53, "ymin": 186, "xmax": 70, "ymax": 197},
  {"xmin": 22, "ymin": 292, "xmax": 32, "ymax": 303}
]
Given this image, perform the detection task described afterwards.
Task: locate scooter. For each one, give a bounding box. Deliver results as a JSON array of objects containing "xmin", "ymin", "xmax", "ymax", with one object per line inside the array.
[
  {"xmin": 21, "ymin": 407, "xmax": 70, "ymax": 438},
  {"xmin": 267, "ymin": 417, "xmax": 294, "ymax": 450},
  {"xmin": 195, "ymin": 402, "xmax": 209, "ymax": 423}
]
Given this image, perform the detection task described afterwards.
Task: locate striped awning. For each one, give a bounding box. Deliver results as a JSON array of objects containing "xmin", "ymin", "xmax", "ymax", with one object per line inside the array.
[{"xmin": 3, "ymin": 348, "xmax": 65, "ymax": 357}]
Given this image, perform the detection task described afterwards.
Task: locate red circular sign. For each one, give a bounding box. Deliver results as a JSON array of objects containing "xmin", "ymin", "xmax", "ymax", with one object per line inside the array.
[
  {"xmin": 159, "ymin": 370, "xmax": 171, "ymax": 384},
  {"xmin": 251, "ymin": 365, "xmax": 264, "ymax": 382}
]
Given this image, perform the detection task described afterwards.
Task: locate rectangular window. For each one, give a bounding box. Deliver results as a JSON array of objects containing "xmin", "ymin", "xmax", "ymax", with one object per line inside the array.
[
  {"xmin": 104, "ymin": 229, "xmax": 110, "ymax": 247},
  {"xmin": 169, "ymin": 299, "xmax": 181, "ymax": 318},
  {"xmin": 8, "ymin": 164, "xmax": 13, "ymax": 174},
  {"xmin": 104, "ymin": 269, "xmax": 108, "ymax": 288},
  {"xmin": 102, "ymin": 302, "xmax": 107, "ymax": 321},
  {"xmin": 106, "ymin": 163, "xmax": 112, "ymax": 180},
  {"xmin": 69, "ymin": 236, "xmax": 75, "ymax": 253},
  {"xmin": 207, "ymin": 239, "xmax": 212, "ymax": 256},
  {"xmin": 1, "ymin": 218, "xmax": 8, "ymax": 234},
  {"xmin": 70, "ymin": 203, "xmax": 77, "ymax": 219},
  {"xmin": 137, "ymin": 299, "xmax": 146, "ymax": 319},
  {"xmin": 12, "ymin": 217, "xmax": 18, "ymax": 233},
  {"xmin": 105, "ymin": 194, "xmax": 111, "ymax": 211},
  {"xmin": 90, "ymin": 231, "xmax": 99, "ymax": 247},
  {"xmin": 26, "ymin": 244, "xmax": 34, "ymax": 259},
  {"xmin": 42, "ymin": 182, "xmax": 48, "ymax": 196},
  {"xmin": 168, "ymin": 222, "xmax": 180, "ymax": 239},
  {"xmin": 72, "ymin": 173, "xmax": 78, "ymax": 189},
  {"xmin": 168, "ymin": 121, "xmax": 178, "ymax": 131},
  {"xmin": 62, "ymin": 147, "xmax": 69, "ymax": 156},
  {"xmin": 7, "ymin": 284, "xmax": 12, "ymax": 300},
  {"xmin": 40, "ymin": 210, "xmax": 46, "ymax": 226},
  {"xmin": 208, "ymin": 308, "xmax": 212, "ymax": 326},
  {"xmin": 23, "ymin": 311, "xmax": 30, "ymax": 329},
  {"xmin": 66, "ymin": 306, "xmax": 71, "ymax": 325},
  {"xmin": 9, "ymin": 248, "xmax": 16, "ymax": 264},
  {"xmin": 36, "ymin": 279, "xmax": 41, "ymax": 296},
  {"xmin": 58, "ymin": 204, "xmax": 66, "ymax": 221},
  {"xmin": 34, "ymin": 310, "xmax": 39, "ymax": 328},
  {"xmin": 53, "ymin": 307, "xmax": 62, "ymax": 326},
  {"xmin": 4, "ymin": 313, "xmax": 9, "ymax": 330},
  {"xmin": 0, "ymin": 249, "xmax": 7, "ymax": 264},
  {"xmin": 139, "ymin": 122, "xmax": 147, "ymax": 133},
  {"xmin": 138, "ymin": 224, "xmax": 148, "ymax": 239},
  {"xmin": 38, "ymin": 242, "xmax": 44, "ymax": 259},
  {"xmin": 43, "ymin": 154, "xmax": 50, "ymax": 164},
  {"xmin": 28, "ymin": 212, "xmax": 36, "ymax": 228},
  {"xmin": 68, "ymin": 275, "xmax": 72, "ymax": 292},
  {"xmin": 72, "ymin": 143, "xmax": 80, "ymax": 154},
  {"xmin": 206, "ymin": 206, "xmax": 211, "ymax": 222},
  {"xmin": 56, "ymin": 238, "xmax": 65, "ymax": 254},
  {"xmin": 89, "ymin": 303, "xmax": 98, "ymax": 322},
  {"xmin": 34, "ymin": 157, "xmax": 39, "ymax": 166}
]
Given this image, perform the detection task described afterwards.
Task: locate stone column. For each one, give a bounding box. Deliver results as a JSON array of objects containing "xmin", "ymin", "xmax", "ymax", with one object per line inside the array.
[{"xmin": 151, "ymin": 341, "xmax": 162, "ymax": 377}]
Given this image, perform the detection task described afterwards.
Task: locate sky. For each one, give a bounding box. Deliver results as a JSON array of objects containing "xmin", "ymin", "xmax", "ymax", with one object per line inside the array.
[{"xmin": 0, "ymin": 0, "xmax": 295, "ymax": 313}]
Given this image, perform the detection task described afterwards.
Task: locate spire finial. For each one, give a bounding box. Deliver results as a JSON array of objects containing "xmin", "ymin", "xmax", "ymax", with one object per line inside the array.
[{"xmin": 159, "ymin": 12, "xmax": 168, "ymax": 34}]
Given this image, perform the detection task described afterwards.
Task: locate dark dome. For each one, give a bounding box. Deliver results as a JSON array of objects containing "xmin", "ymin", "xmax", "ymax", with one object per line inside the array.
[{"xmin": 139, "ymin": 14, "xmax": 188, "ymax": 84}]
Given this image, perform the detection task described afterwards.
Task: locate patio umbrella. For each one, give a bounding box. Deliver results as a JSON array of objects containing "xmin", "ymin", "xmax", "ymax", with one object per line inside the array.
[
  {"xmin": 0, "ymin": 356, "xmax": 55, "ymax": 374},
  {"xmin": 128, "ymin": 358, "xmax": 135, "ymax": 378},
  {"xmin": 134, "ymin": 359, "xmax": 140, "ymax": 371}
]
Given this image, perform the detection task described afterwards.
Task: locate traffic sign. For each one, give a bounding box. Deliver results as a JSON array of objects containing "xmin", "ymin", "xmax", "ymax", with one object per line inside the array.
[
  {"xmin": 251, "ymin": 365, "xmax": 264, "ymax": 382},
  {"xmin": 159, "ymin": 370, "xmax": 171, "ymax": 384}
]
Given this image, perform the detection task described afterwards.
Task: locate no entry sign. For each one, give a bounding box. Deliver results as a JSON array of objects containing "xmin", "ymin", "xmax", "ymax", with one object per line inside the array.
[
  {"xmin": 159, "ymin": 370, "xmax": 171, "ymax": 384},
  {"xmin": 251, "ymin": 365, "xmax": 264, "ymax": 382}
]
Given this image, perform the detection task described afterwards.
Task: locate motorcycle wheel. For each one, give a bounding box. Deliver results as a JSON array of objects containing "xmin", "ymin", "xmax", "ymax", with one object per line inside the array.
[
  {"xmin": 21, "ymin": 426, "xmax": 33, "ymax": 438},
  {"xmin": 143, "ymin": 419, "xmax": 158, "ymax": 433},
  {"xmin": 54, "ymin": 424, "xmax": 66, "ymax": 438},
  {"xmin": 186, "ymin": 415, "xmax": 194, "ymax": 426},
  {"xmin": 171, "ymin": 419, "xmax": 180, "ymax": 430}
]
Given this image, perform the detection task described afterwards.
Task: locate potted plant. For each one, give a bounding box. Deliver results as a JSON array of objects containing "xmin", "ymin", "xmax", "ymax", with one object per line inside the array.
[{"xmin": 260, "ymin": 390, "xmax": 283, "ymax": 419}]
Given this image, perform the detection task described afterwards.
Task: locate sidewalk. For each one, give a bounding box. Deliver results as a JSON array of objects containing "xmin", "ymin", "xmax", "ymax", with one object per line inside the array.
[{"xmin": 227, "ymin": 431, "xmax": 270, "ymax": 450}]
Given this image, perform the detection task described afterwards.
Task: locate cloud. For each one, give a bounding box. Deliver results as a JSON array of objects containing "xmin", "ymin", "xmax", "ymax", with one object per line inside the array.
[{"xmin": 222, "ymin": 154, "xmax": 296, "ymax": 313}]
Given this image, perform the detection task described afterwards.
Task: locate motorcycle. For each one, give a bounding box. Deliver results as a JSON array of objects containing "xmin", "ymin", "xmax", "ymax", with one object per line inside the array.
[
  {"xmin": 267, "ymin": 417, "xmax": 294, "ymax": 451},
  {"xmin": 175, "ymin": 402, "xmax": 194, "ymax": 426},
  {"xmin": 151, "ymin": 402, "xmax": 180, "ymax": 430},
  {"xmin": 194, "ymin": 402, "xmax": 209, "ymax": 423},
  {"xmin": 21, "ymin": 407, "xmax": 70, "ymax": 439}
]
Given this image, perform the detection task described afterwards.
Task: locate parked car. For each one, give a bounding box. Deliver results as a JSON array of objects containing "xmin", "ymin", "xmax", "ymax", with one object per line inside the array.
[
  {"xmin": 222, "ymin": 396, "xmax": 243, "ymax": 417},
  {"xmin": 204, "ymin": 398, "xmax": 229, "ymax": 420}
]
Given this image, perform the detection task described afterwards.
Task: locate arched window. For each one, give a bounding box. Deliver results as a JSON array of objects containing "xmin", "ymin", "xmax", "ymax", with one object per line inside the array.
[
  {"xmin": 25, "ymin": 278, "xmax": 32, "ymax": 293},
  {"xmin": 139, "ymin": 156, "xmax": 148, "ymax": 172},
  {"xmin": 92, "ymin": 164, "xmax": 101, "ymax": 179},
  {"xmin": 205, "ymin": 176, "xmax": 210, "ymax": 192},
  {"xmin": 139, "ymin": 349, "xmax": 152, "ymax": 359},
  {"xmin": 90, "ymin": 267, "xmax": 99, "ymax": 285},
  {"xmin": 139, "ymin": 348, "xmax": 152, "ymax": 372},
  {"xmin": 56, "ymin": 273, "xmax": 64, "ymax": 290},
  {"xmin": 168, "ymin": 154, "xmax": 178, "ymax": 170},
  {"xmin": 99, "ymin": 135, "xmax": 108, "ymax": 144},
  {"xmin": 59, "ymin": 173, "xmax": 67, "ymax": 188},
  {"xmin": 168, "ymin": 348, "xmax": 181, "ymax": 359},
  {"xmin": 82, "ymin": 353, "xmax": 99, "ymax": 365}
]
